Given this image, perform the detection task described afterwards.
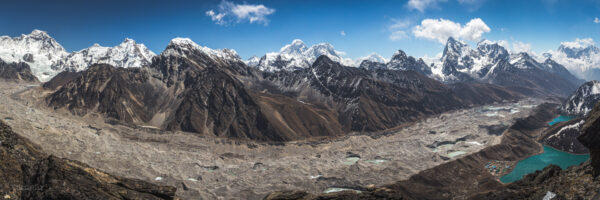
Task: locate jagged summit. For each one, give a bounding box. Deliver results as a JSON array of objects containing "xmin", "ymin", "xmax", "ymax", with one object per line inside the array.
[
  {"xmin": 0, "ymin": 29, "xmax": 68, "ymax": 81},
  {"xmin": 279, "ymin": 39, "xmax": 308, "ymax": 55},
  {"xmin": 52, "ymin": 37, "xmax": 156, "ymax": 72},
  {"xmin": 561, "ymin": 80, "xmax": 600, "ymax": 116},
  {"xmin": 162, "ymin": 37, "xmax": 240, "ymax": 61},
  {"xmin": 255, "ymin": 39, "xmax": 354, "ymax": 72},
  {"xmin": 245, "ymin": 56, "xmax": 260, "ymax": 67}
]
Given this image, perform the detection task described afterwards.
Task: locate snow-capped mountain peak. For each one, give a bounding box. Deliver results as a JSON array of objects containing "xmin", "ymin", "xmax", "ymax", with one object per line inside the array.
[
  {"xmin": 0, "ymin": 29, "xmax": 68, "ymax": 81},
  {"xmin": 245, "ymin": 56, "xmax": 260, "ymax": 67},
  {"xmin": 162, "ymin": 37, "xmax": 240, "ymax": 61},
  {"xmin": 279, "ymin": 39, "xmax": 308, "ymax": 55},
  {"xmin": 557, "ymin": 39, "xmax": 600, "ymax": 59},
  {"xmin": 561, "ymin": 80, "xmax": 600, "ymax": 116},
  {"xmin": 255, "ymin": 39, "xmax": 353, "ymax": 72},
  {"xmin": 52, "ymin": 38, "xmax": 157, "ymax": 72},
  {"xmin": 359, "ymin": 53, "xmax": 387, "ymax": 63}
]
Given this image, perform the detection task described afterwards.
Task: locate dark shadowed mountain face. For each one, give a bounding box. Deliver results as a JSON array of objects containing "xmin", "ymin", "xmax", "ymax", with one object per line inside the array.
[
  {"xmin": 484, "ymin": 59, "xmax": 579, "ymax": 97},
  {"xmin": 436, "ymin": 38, "xmax": 581, "ymax": 96},
  {"xmin": 258, "ymin": 56, "xmax": 521, "ymax": 132},
  {"xmin": 45, "ymin": 40, "xmax": 345, "ymax": 142},
  {"xmin": 45, "ymin": 51, "xmax": 522, "ymax": 141},
  {"xmin": 560, "ymin": 80, "xmax": 600, "ymax": 116},
  {"xmin": 386, "ymin": 50, "xmax": 432, "ymax": 75},
  {"xmin": 0, "ymin": 58, "xmax": 39, "ymax": 82},
  {"xmin": 0, "ymin": 120, "xmax": 177, "ymax": 200}
]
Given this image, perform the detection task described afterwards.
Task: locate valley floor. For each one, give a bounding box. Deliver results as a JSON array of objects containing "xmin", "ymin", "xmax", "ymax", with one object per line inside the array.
[{"xmin": 0, "ymin": 81, "xmax": 547, "ymax": 199}]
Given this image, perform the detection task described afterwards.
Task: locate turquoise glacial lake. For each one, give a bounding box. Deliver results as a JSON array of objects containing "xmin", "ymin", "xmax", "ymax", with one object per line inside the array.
[
  {"xmin": 548, "ymin": 115, "xmax": 575, "ymax": 126},
  {"xmin": 500, "ymin": 145, "xmax": 589, "ymax": 183}
]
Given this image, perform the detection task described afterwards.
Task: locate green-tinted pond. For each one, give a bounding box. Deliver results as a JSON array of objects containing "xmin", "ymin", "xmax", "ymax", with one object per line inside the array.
[
  {"xmin": 500, "ymin": 145, "xmax": 589, "ymax": 183},
  {"xmin": 548, "ymin": 115, "xmax": 575, "ymax": 126}
]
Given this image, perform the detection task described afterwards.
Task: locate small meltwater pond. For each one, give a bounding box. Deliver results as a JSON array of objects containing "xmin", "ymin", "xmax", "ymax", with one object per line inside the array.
[
  {"xmin": 500, "ymin": 146, "xmax": 589, "ymax": 183},
  {"xmin": 548, "ymin": 115, "xmax": 575, "ymax": 126}
]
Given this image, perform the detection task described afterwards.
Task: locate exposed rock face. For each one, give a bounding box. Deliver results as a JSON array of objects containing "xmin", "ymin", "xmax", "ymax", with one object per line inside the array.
[
  {"xmin": 541, "ymin": 117, "xmax": 588, "ymax": 154},
  {"xmin": 578, "ymin": 101, "xmax": 600, "ymax": 176},
  {"xmin": 42, "ymin": 71, "xmax": 81, "ymax": 90},
  {"xmin": 0, "ymin": 58, "xmax": 39, "ymax": 82},
  {"xmin": 259, "ymin": 56, "xmax": 521, "ymax": 132},
  {"xmin": 358, "ymin": 60, "xmax": 386, "ymax": 70},
  {"xmin": 431, "ymin": 38, "xmax": 581, "ymax": 96},
  {"xmin": 386, "ymin": 50, "xmax": 431, "ymax": 75},
  {"xmin": 46, "ymin": 64, "xmax": 165, "ymax": 124},
  {"xmin": 561, "ymin": 80, "xmax": 600, "ymax": 116},
  {"xmin": 45, "ymin": 39, "xmax": 344, "ymax": 142},
  {"xmin": 0, "ymin": 120, "xmax": 177, "ymax": 200}
]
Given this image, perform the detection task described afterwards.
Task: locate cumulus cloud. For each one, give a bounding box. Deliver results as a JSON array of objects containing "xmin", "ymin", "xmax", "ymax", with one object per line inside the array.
[
  {"xmin": 407, "ymin": 0, "xmax": 447, "ymax": 12},
  {"xmin": 206, "ymin": 0, "xmax": 275, "ymax": 26},
  {"xmin": 412, "ymin": 18, "xmax": 490, "ymax": 43},
  {"xmin": 595, "ymin": 17, "xmax": 600, "ymax": 24},
  {"xmin": 561, "ymin": 38, "xmax": 595, "ymax": 49},
  {"xmin": 340, "ymin": 31, "xmax": 346, "ymax": 36}
]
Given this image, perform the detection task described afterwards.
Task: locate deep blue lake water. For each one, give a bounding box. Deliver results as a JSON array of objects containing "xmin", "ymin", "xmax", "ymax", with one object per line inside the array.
[
  {"xmin": 500, "ymin": 145, "xmax": 589, "ymax": 183},
  {"xmin": 548, "ymin": 115, "xmax": 575, "ymax": 126}
]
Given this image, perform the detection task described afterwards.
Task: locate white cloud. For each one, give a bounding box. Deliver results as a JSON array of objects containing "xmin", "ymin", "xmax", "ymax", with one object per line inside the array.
[
  {"xmin": 412, "ymin": 18, "xmax": 490, "ymax": 43},
  {"xmin": 206, "ymin": 0, "xmax": 275, "ymax": 26},
  {"xmin": 389, "ymin": 30, "xmax": 408, "ymax": 41},
  {"xmin": 561, "ymin": 38, "xmax": 595, "ymax": 49},
  {"xmin": 407, "ymin": 0, "xmax": 447, "ymax": 12},
  {"xmin": 407, "ymin": 0, "xmax": 485, "ymax": 12},
  {"xmin": 595, "ymin": 17, "xmax": 600, "ymax": 24},
  {"xmin": 389, "ymin": 18, "xmax": 412, "ymax": 30},
  {"xmin": 512, "ymin": 41, "xmax": 532, "ymax": 53},
  {"xmin": 457, "ymin": 0, "xmax": 480, "ymax": 4},
  {"xmin": 340, "ymin": 31, "xmax": 346, "ymax": 36},
  {"xmin": 387, "ymin": 18, "xmax": 412, "ymax": 41}
]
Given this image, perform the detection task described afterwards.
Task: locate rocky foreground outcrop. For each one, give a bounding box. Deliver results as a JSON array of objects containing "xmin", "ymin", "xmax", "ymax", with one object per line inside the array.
[{"xmin": 0, "ymin": 120, "xmax": 177, "ymax": 200}]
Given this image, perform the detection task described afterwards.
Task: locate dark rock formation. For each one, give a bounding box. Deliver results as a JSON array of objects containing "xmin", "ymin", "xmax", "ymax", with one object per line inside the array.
[
  {"xmin": 541, "ymin": 117, "xmax": 588, "ymax": 154},
  {"xmin": 260, "ymin": 56, "xmax": 521, "ymax": 132},
  {"xmin": 386, "ymin": 50, "xmax": 432, "ymax": 75},
  {"xmin": 22, "ymin": 53, "xmax": 34, "ymax": 63},
  {"xmin": 0, "ymin": 120, "xmax": 177, "ymax": 200},
  {"xmin": 560, "ymin": 80, "xmax": 600, "ymax": 116},
  {"xmin": 579, "ymin": 101, "xmax": 600, "ymax": 176},
  {"xmin": 0, "ymin": 58, "xmax": 39, "ymax": 82},
  {"xmin": 42, "ymin": 70, "xmax": 81, "ymax": 90},
  {"xmin": 45, "ymin": 43, "xmax": 344, "ymax": 142}
]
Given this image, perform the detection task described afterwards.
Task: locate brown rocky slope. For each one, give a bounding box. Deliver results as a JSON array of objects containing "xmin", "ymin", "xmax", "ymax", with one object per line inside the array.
[{"xmin": 0, "ymin": 119, "xmax": 177, "ymax": 200}]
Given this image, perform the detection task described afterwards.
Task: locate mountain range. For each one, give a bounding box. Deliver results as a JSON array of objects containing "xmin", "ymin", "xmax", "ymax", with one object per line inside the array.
[
  {"xmin": 0, "ymin": 30, "xmax": 155, "ymax": 82},
  {"xmin": 544, "ymin": 39, "xmax": 600, "ymax": 81},
  {"xmin": 0, "ymin": 29, "xmax": 587, "ymax": 142},
  {"xmin": 41, "ymin": 36, "xmax": 524, "ymax": 141}
]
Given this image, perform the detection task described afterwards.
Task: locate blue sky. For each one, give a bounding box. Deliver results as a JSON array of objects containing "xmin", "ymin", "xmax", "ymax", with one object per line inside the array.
[{"xmin": 1, "ymin": 0, "xmax": 600, "ymax": 59}]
